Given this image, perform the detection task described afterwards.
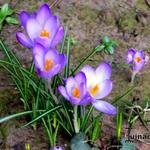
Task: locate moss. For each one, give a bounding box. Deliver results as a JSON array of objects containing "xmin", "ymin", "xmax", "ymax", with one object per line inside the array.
[
  {"xmin": 98, "ymin": 9, "xmax": 116, "ymax": 26},
  {"xmin": 78, "ymin": 5, "xmax": 99, "ymax": 24},
  {"xmin": 119, "ymin": 10, "xmax": 137, "ymax": 33},
  {"xmin": 135, "ymin": 0, "xmax": 150, "ymax": 12},
  {"xmin": 142, "ymin": 25, "xmax": 150, "ymax": 37}
]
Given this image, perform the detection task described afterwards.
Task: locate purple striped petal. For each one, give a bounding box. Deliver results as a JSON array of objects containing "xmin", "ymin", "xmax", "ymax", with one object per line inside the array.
[
  {"xmin": 45, "ymin": 50, "xmax": 59, "ymax": 64},
  {"xmin": 51, "ymin": 26, "xmax": 64, "ymax": 48},
  {"xmin": 127, "ymin": 49, "xmax": 135, "ymax": 63},
  {"xmin": 44, "ymin": 16, "xmax": 59, "ymax": 38},
  {"xmin": 43, "ymin": 64, "xmax": 61, "ymax": 79},
  {"xmin": 59, "ymin": 54, "xmax": 67, "ymax": 70},
  {"xmin": 79, "ymin": 92, "xmax": 93, "ymax": 105},
  {"xmin": 16, "ymin": 32, "xmax": 33, "ymax": 48},
  {"xmin": 92, "ymin": 100, "xmax": 116, "ymax": 115},
  {"xmin": 81, "ymin": 65, "xmax": 96, "ymax": 88},
  {"xmin": 96, "ymin": 62, "xmax": 112, "ymax": 83},
  {"xmin": 58, "ymin": 86, "xmax": 70, "ymax": 101},
  {"xmin": 75, "ymin": 72, "xmax": 86, "ymax": 85},
  {"xmin": 35, "ymin": 37, "xmax": 52, "ymax": 49},
  {"xmin": 91, "ymin": 79, "xmax": 112, "ymax": 99},
  {"xmin": 20, "ymin": 11, "xmax": 30, "ymax": 28},
  {"xmin": 134, "ymin": 50, "xmax": 145, "ymax": 60},
  {"xmin": 26, "ymin": 18, "xmax": 42, "ymax": 41},
  {"xmin": 133, "ymin": 61, "xmax": 145, "ymax": 72},
  {"xmin": 66, "ymin": 77, "xmax": 76, "ymax": 97},
  {"xmin": 33, "ymin": 44, "xmax": 45, "ymax": 70},
  {"xmin": 36, "ymin": 4, "xmax": 52, "ymax": 26},
  {"xmin": 74, "ymin": 72, "xmax": 87, "ymax": 98}
]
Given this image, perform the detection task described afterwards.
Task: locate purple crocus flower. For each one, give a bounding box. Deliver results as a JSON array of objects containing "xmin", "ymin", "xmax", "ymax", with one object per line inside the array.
[
  {"xmin": 127, "ymin": 49, "xmax": 148, "ymax": 73},
  {"xmin": 16, "ymin": 4, "xmax": 64, "ymax": 49},
  {"xmin": 33, "ymin": 43, "xmax": 66, "ymax": 79},
  {"xmin": 51, "ymin": 146, "xmax": 64, "ymax": 150},
  {"xmin": 81, "ymin": 62, "xmax": 116, "ymax": 115},
  {"xmin": 59, "ymin": 62, "xmax": 116, "ymax": 115},
  {"xmin": 58, "ymin": 72, "xmax": 92, "ymax": 105}
]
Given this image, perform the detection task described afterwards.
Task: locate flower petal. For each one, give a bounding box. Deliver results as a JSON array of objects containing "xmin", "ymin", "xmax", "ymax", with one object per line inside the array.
[
  {"xmin": 44, "ymin": 16, "xmax": 59, "ymax": 38},
  {"xmin": 66, "ymin": 77, "xmax": 76, "ymax": 97},
  {"xmin": 20, "ymin": 11, "xmax": 30, "ymax": 28},
  {"xmin": 59, "ymin": 54, "xmax": 67, "ymax": 70},
  {"xmin": 35, "ymin": 37, "xmax": 52, "ymax": 49},
  {"xmin": 81, "ymin": 65, "xmax": 97, "ymax": 88},
  {"xmin": 75, "ymin": 72, "xmax": 86, "ymax": 85},
  {"xmin": 33, "ymin": 44, "xmax": 45, "ymax": 70},
  {"xmin": 96, "ymin": 62, "xmax": 112, "ymax": 83},
  {"xmin": 80, "ymin": 92, "xmax": 93, "ymax": 105},
  {"xmin": 36, "ymin": 4, "xmax": 52, "ymax": 26},
  {"xmin": 45, "ymin": 50, "xmax": 59, "ymax": 64},
  {"xmin": 134, "ymin": 50, "xmax": 145, "ymax": 60},
  {"xmin": 92, "ymin": 100, "xmax": 116, "ymax": 115},
  {"xmin": 58, "ymin": 86, "xmax": 70, "ymax": 100},
  {"xmin": 133, "ymin": 61, "xmax": 145, "ymax": 72},
  {"xmin": 26, "ymin": 18, "xmax": 42, "ymax": 41},
  {"xmin": 16, "ymin": 32, "xmax": 33, "ymax": 48},
  {"xmin": 127, "ymin": 49, "xmax": 135, "ymax": 64},
  {"xmin": 91, "ymin": 79, "xmax": 112, "ymax": 99},
  {"xmin": 39, "ymin": 64, "xmax": 61, "ymax": 79},
  {"xmin": 51, "ymin": 26, "xmax": 64, "ymax": 48}
]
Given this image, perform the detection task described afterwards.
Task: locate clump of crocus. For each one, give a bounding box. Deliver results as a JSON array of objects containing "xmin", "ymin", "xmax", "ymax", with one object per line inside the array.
[
  {"xmin": 16, "ymin": 4, "xmax": 64, "ymax": 49},
  {"xmin": 127, "ymin": 49, "xmax": 148, "ymax": 83},
  {"xmin": 59, "ymin": 62, "xmax": 116, "ymax": 114},
  {"xmin": 33, "ymin": 43, "xmax": 66, "ymax": 79},
  {"xmin": 58, "ymin": 62, "xmax": 116, "ymax": 133}
]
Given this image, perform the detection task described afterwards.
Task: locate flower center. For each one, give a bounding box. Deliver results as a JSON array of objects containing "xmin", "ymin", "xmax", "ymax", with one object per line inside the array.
[
  {"xmin": 135, "ymin": 57, "xmax": 142, "ymax": 63},
  {"xmin": 40, "ymin": 30, "xmax": 50, "ymax": 38},
  {"xmin": 90, "ymin": 84, "xmax": 99, "ymax": 96},
  {"xmin": 45, "ymin": 59, "xmax": 54, "ymax": 71},
  {"xmin": 72, "ymin": 87, "xmax": 80, "ymax": 98}
]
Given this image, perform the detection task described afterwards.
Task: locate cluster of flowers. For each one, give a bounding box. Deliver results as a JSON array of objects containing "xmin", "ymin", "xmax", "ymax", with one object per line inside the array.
[{"xmin": 16, "ymin": 4, "xmax": 148, "ymax": 117}]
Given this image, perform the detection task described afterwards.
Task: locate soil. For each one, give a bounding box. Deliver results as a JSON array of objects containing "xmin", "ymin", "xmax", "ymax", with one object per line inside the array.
[{"xmin": 0, "ymin": 0, "xmax": 150, "ymax": 150}]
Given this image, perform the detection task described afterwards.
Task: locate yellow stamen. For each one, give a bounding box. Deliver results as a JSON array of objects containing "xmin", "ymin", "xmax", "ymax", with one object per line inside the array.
[
  {"xmin": 72, "ymin": 87, "xmax": 80, "ymax": 98},
  {"xmin": 45, "ymin": 59, "xmax": 54, "ymax": 71},
  {"xmin": 40, "ymin": 30, "xmax": 50, "ymax": 38},
  {"xmin": 90, "ymin": 84, "xmax": 100, "ymax": 96},
  {"xmin": 135, "ymin": 57, "xmax": 142, "ymax": 63}
]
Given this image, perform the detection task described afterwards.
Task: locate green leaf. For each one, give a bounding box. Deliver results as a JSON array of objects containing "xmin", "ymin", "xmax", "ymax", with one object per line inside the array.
[
  {"xmin": 92, "ymin": 119, "xmax": 101, "ymax": 142},
  {"xmin": 22, "ymin": 105, "xmax": 62, "ymax": 127},
  {"xmin": 107, "ymin": 46, "xmax": 114, "ymax": 54},
  {"xmin": 6, "ymin": 17, "xmax": 18, "ymax": 24},
  {"xmin": 102, "ymin": 36, "xmax": 110, "ymax": 44},
  {"xmin": 1, "ymin": 4, "xmax": 9, "ymax": 17},
  {"xmin": 116, "ymin": 110, "xmax": 122, "ymax": 142},
  {"xmin": 71, "ymin": 133, "xmax": 91, "ymax": 150},
  {"xmin": 0, "ymin": 110, "xmax": 45, "ymax": 123}
]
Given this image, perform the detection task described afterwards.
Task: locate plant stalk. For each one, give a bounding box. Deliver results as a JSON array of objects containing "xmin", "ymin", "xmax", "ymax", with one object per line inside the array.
[
  {"xmin": 131, "ymin": 71, "xmax": 136, "ymax": 84},
  {"xmin": 73, "ymin": 105, "xmax": 79, "ymax": 133},
  {"xmin": 47, "ymin": 79, "xmax": 59, "ymax": 104},
  {"xmin": 71, "ymin": 44, "xmax": 105, "ymax": 75}
]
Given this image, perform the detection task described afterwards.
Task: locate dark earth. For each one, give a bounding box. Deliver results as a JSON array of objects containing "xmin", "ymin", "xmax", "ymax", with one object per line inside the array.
[{"xmin": 0, "ymin": 0, "xmax": 150, "ymax": 149}]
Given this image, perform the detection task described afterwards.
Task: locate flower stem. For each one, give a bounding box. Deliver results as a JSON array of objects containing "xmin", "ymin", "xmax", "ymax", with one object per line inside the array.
[
  {"xmin": 131, "ymin": 71, "xmax": 136, "ymax": 84},
  {"xmin": 47, "ymin": 79, "xmax": 59, "ymax": 104},
  {"xmin": 71, "ymin": 44, "xmax": 105, "ymax": 75},
  {"xmin": 73, "ymin": 105, "xmax": 79, "ymax": 133}
]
